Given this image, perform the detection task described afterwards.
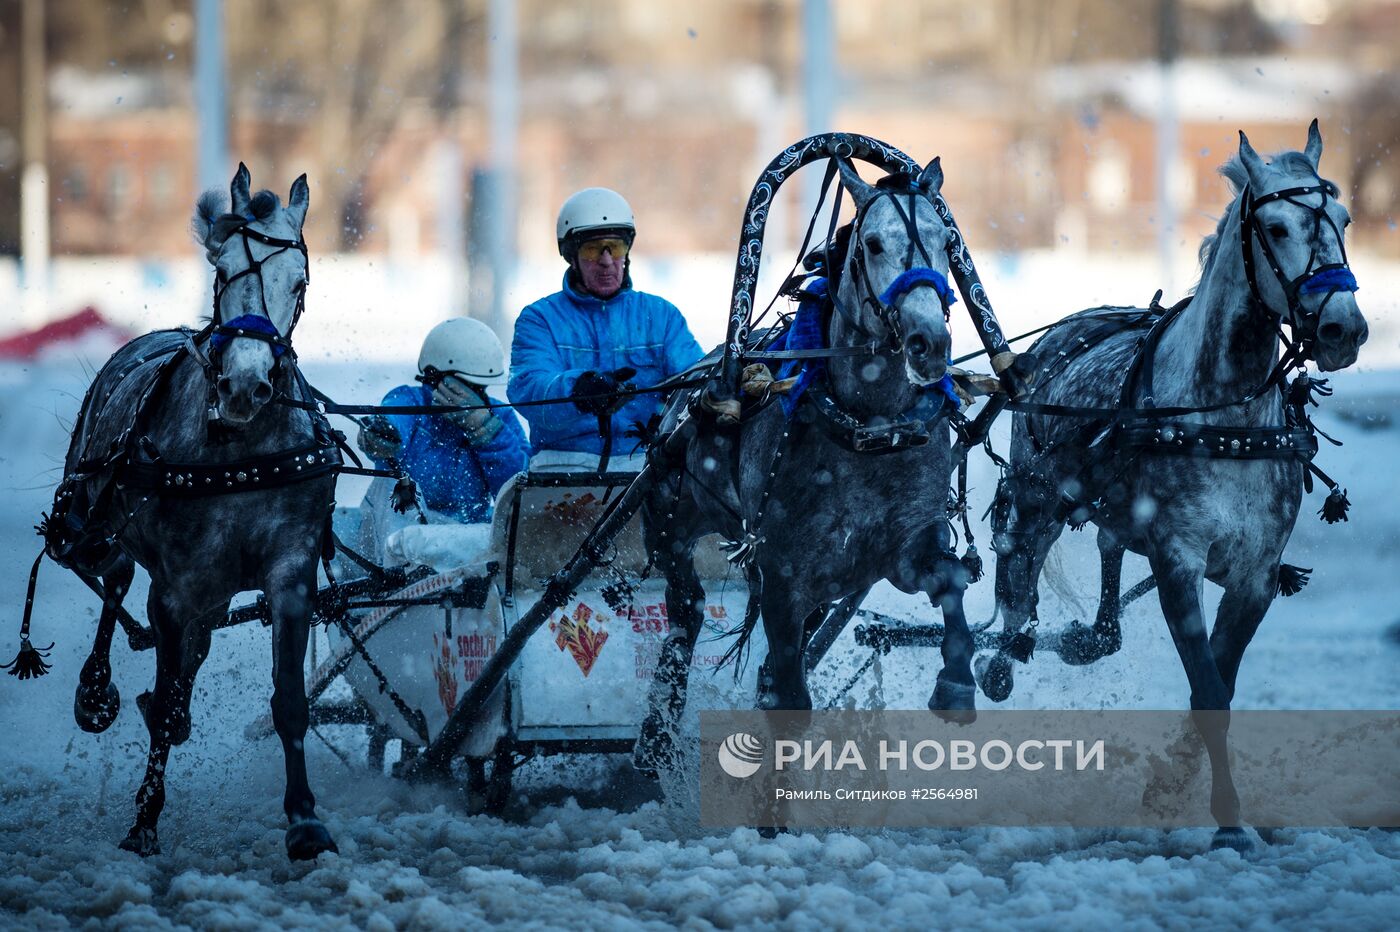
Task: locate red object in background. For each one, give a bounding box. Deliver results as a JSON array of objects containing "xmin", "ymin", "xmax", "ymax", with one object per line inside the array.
[{"xmin": 0, "ymin": 307, "xmax": 134, "ymax": 359}]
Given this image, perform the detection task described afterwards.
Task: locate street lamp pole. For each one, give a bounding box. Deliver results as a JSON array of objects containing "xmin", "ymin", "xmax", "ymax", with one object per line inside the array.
[
  {"xmin": 20, "ymin": 0, "xmax": 49, "ymax": 327},
  {"xmin": 194, "ymin": 0, "xmax": 229, "ymax": 195}
]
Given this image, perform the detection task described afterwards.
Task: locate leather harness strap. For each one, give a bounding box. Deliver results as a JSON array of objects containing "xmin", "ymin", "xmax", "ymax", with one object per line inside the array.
[{"xmin": 117, "ymin": 441, "xmax": 343, "ymax": 496}]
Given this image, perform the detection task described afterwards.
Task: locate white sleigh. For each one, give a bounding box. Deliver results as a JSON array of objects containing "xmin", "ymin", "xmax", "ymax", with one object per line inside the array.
[{"xmin": 252, "ymin": 456, "xmax": 760, "ymax": 810}]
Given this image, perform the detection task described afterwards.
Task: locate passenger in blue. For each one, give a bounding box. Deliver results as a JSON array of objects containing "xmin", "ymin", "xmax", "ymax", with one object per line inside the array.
[
  {"xmin": 357, "ymin": 317, "xmax": 528, "ymax": 522},
  {"xmin": 508, "ymin": 187, "xmax": 703, "ymax": 456}
]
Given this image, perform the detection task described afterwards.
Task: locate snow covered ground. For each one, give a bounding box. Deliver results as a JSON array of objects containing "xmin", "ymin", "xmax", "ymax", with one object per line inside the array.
[{"xmin": 1, "ymin": 356, "xmax": 1398, "ymax": 930}]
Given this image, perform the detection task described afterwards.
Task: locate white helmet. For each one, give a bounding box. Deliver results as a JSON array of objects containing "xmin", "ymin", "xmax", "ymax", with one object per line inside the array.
[
  {"xmin": 417, "ymin": 317, "xmax": 507, "ymax": 385},
  {"xmin": 556, "ymin": 187, "xmax": 635, "ymax": 257}
]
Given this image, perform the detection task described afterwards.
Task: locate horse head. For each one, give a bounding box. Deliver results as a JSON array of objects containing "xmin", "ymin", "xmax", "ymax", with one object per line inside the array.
[
  {"xmin": 834, "ymin": 157, "xmax": 955, "ymax": 386},
  {"xmin": 1237, "ymin": 121, "xmax": 1367, "ymax": 372},
  {"xmin": 193, "ymin": 164, "xmax": 310, "ymax": 424}
]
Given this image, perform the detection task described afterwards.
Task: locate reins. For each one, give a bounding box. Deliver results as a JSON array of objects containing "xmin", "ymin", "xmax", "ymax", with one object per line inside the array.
[{"xmin": 275, "ymin": 369, "xmax": 713, "ymax": 419}]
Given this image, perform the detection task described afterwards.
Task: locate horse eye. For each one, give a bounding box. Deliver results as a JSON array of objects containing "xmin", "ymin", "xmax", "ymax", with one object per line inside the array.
[
  {"xmin": 865, "ymin": 235, "xmax": 884, "ymax": 256},
  {"xmin": 1267, "ymin": 224, "xmax": 1288, "ymax": 240}
]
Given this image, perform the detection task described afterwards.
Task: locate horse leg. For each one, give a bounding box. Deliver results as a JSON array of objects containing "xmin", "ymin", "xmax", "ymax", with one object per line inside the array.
[
  {"xmin": 1148, "ymin": 544, "xmax": 1248, "ymax": 852},
  {"xmin": 929, "ymin": 557, "xmax": 976, "ymax": 723},
  {"xmin": 120, "ymin": 585, "xmax": 212, "ymax": 856},
  {"xmin": 983, "ymin": 480, "xmax": 1061, "ymax": 702},
  {"xmin": 1208, "ymin": 577, "xmax": 1278, "ymax": 847},
  {"xmin": 266, "ymin": 555, "xmax": 338, "ymax": 861},
  {"xmin": 635, "ymin": 554, "xmax": 706, "ymax": 775},
  {"xmin": 74, "ymin": 555, "xmax": 135, "ymax": 733},
  {"xmin": 755, "ymin": 577, "xmax": 812, "ymax": 711},
  {"xmin": 1060, "ymin": 530, "xmax": 1126, "ymax": 665},
  {"xmin": 1210, "ymin": 576, "xmax": 1275, "ymax": 707}
]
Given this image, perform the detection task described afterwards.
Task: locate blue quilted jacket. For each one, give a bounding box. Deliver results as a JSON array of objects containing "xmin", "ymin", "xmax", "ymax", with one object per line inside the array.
[
  {"xmin": 370, "ymin": 384, "xmax": 528, "ymax": 522},
  {"xmin": 508, "ymin": 273, "xmax": 703, "ymax": 454}
]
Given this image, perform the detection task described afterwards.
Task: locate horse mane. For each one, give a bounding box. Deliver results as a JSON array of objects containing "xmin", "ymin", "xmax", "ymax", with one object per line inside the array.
[
  {"xmin": 192, "ymin": 190, "xmax": 226, "ymax": 242},
  {"xmin": 875, "ymin": 171, "xmax": 918, "ymax": 193},
  {"xmin": 192, "ymin": 189, "xmax": 283, "ymax": 259}
]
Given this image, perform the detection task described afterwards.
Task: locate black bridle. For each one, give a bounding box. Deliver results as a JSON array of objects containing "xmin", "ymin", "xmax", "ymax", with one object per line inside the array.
[
  {"xmin": 1239, "ymin": 179, "xmax": 1356, "ymax": 344},
  {"xmin": 208, "ymin": 222, "xmax": 309, "ymax": 364},
  {"xmin": 828, "ymin": 183, "xmax": 955, "ymax": 354}
]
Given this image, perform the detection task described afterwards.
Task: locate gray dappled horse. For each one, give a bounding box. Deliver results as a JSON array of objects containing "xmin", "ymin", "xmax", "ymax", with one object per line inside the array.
[
  {"xmin": 51, "ymin": 166, "xmax": 339, "ymax": 859},
  {"xmin": 988, "ymin": 124, "xmax": 1366, "ymax": 849},
  {"xmin": 635, "ymin": 158, "xmax": 977, "ymax": 770}
]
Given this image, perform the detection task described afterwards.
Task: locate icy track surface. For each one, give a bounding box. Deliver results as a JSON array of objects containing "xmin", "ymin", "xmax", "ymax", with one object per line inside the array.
[{"xmin": 2, "ymin": 359, "xmax": 1399, "ymax": 930}]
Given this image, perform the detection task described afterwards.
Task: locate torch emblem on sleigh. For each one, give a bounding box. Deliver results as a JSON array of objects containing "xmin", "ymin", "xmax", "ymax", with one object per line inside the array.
[{"xmin": 551, "ymin": 602, "xmax": 609, "ymax": 677}]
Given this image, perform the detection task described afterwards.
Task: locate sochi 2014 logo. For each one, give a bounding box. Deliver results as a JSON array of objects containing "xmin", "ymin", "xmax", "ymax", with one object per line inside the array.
[{"xmin": 717, "ymin": 732, "xmax": 765, "ymax": 779}]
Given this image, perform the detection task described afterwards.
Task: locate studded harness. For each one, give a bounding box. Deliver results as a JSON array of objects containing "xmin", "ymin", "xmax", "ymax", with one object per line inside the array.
[{"xmin": 999, "ymin": 176, "xmax": 1358, "ymax": 522}]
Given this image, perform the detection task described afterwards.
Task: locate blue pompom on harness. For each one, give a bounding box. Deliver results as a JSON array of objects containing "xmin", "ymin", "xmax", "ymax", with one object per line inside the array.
[
  {"xmin": 768, "ymin": 280, "xmax": 828, "ymax": 417},
  {"xmin": 769, "ymin": 275, "xmax": 960, "ymax": 417},
  {"xmin": 210, "ymin": 314, "xmax": 287, "ymax": 357},
  {"xmin": 1299, "ymin": 267, "xmax": 1358, "ymax": 295}
]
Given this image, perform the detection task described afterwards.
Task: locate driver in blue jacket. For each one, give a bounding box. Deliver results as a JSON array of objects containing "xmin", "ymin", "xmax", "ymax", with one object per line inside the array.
[
  {"xmin": 508, "ymin": 188, "xmax": 703, "ymax": 456},
  {"xmin": 357, "ymin": 317, "xmax": 528, "ymax": 522}
]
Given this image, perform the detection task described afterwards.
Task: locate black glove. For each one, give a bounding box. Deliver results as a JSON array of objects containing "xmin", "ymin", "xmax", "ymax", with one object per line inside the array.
[
  {"xmin": 357, "ymin": 415, "xmax": 402, "ymax": 462},
  {"xmin": 433, "ymin": 378, "xmax": 504, "ymax": 447},
  {"xmin": 571, "ymin": 367, "xmax": 636, "ymax": 416}
]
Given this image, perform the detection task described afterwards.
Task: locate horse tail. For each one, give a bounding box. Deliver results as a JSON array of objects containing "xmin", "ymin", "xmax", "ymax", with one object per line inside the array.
[
  {"xmin": 1039, "ymin": 541, "xmax": 1089, "ymax": 620},
  {"xmin": 974, "ymin": 601, "xmax": 1000, "ymax": 634},
  {"xmin": 717, "ymin": 563, "xmax": 763, "ymax": 673}
]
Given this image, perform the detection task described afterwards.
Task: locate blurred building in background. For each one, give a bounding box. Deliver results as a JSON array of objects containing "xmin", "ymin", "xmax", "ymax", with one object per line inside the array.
[{"xmin": 0, "ymin": 0, "xmax": 1397, "ymax": 359}]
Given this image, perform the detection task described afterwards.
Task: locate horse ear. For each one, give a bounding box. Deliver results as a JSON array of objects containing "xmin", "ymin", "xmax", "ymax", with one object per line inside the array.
[
  {"xmin": 288, "ymin": 174, "xmax": 309, "ymax": 229},
  {"xmin": 836, "ymin": 158, "xmax": 876, "ymax": 209},
  {"xmin": 918, "ymin": 156, "xmax": 944, "ymax": 197},
  {"xmin": 1303, "ymin": 118, "xmax": 1323, "ymax": 169},
  {"xmin": 1238, "ymin": 131, "xmax": 1268, "ymax": 190},
  {"xmin": 231, "ymin": 162, "xmax": 252, "ymax": 217}
]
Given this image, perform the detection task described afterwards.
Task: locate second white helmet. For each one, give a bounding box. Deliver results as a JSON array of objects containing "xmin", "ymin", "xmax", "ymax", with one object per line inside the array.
[
  {"xmin": 417, "ymin": 317, "xmax": 507, "ymax": 385},
  {"xmin": 556, "ymin": 187, "xmax": 635, "ymax": 257}
]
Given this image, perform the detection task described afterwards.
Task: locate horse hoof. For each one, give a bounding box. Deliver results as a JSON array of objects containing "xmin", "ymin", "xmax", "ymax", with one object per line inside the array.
[
  {"xmin": 286, "ymin": 819, "xmax": 339, "ymax": 861},
  {"xmin": 933, "ymin": 706, "xmax": 977, "ymax": 725},
  {"xmin": 74, "ymin": 682, "xmax": 120, "ymax": 734},
  {"xmin": 756, "ymin": 687, "xmax": 813, "ymax": 715},
  {"xmin": 756, "ymin": 825, "xmax": 790, "ymax": 839},
  {"xmin": 1210, "ymin": 827, "xmax": 1254, "ymax": 853},
  {"xmin": 1059, "ymin": 621, "xmax": 1120, "ymax": 666},
  {"xmin": 930, "ymin": 676, "xmax": 977, "ymax": 724},
  {"xmin": 976, "ymin": 651, "xmax": 1014, "ymax": 703},
  {"xmin": 118, "ymin": 826, "xmax": 160, "ymax": 858}
]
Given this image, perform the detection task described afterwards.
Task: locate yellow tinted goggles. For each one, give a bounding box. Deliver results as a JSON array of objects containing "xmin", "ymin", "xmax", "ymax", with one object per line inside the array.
[{"xmin": 577, "ymin": 238, "xmax": 631, "ymax": 262}]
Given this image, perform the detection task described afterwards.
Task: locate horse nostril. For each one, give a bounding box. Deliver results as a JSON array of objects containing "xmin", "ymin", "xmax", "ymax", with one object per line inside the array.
[
  {"xmin": 216, "ymin": 376, "xmax": 233, "ymax": 398},
  {"xmin": 906, "ymin": 334, "xmax": 930, "ymax": 358},
  {"xmin": 252, "ymin": 381, "xmax": 273, "ymax": 405},
  {"xmin": 1318, "ymin": 322, "xmax": 1343, "ymax": 343}
]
